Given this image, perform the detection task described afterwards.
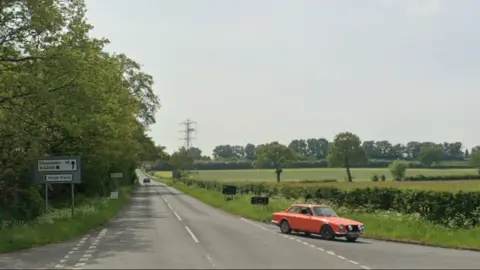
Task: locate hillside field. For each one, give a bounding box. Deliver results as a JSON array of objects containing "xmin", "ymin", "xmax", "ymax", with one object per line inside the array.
[{"xmin": 153, "ymin": 168, "xmax": 480, "ymax": 192}]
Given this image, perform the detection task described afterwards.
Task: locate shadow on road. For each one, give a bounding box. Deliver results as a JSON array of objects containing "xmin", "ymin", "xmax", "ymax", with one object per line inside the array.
[{"xmin": 294, "ymin": 232, "xmax": 371, "ymax": 245}]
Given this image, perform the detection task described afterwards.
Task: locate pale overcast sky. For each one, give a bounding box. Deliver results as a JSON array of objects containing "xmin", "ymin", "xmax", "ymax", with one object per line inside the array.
[{"xmin": 85, "ymin": 0, "xmax": 479, "ymax": 155}]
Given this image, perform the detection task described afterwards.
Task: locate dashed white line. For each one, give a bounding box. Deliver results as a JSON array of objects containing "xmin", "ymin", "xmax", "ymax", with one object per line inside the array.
[
  {"xmin": 240, "ymin": 217, "xmax": 372, "ymax": 269},
  {"xmin": 185, "ymin": 226, "xmax": 199, "ymax": 243}
]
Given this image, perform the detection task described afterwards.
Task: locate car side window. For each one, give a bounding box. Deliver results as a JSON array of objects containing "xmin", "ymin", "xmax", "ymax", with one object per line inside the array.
[
  {"xmin": 288, "ymin": 206, "xmax": 300, "ymax": 213},
  {"xmin": 300, "ymin": 207, "xmax": 313, "ymax": 215}
]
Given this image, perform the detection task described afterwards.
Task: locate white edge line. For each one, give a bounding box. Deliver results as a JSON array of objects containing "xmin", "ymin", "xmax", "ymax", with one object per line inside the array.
[{"xmin": 185, "ymin": 226, "xmax": 199, "ymax": 243}]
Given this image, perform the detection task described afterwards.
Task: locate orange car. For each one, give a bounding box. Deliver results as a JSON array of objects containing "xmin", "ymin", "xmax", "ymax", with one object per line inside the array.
[{"xmin": 271, "ymin": 203, "xmax": 364, "ymax": 242}]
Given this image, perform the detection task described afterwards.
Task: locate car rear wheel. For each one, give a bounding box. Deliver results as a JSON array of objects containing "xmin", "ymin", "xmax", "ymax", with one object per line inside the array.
[
  {"xmin": 320, "ymin": 224, "xmax": 335, "ymax": 241},
  {"xmin": 280, "ymin": 220, "xmax": 292, "ymax": 234}
]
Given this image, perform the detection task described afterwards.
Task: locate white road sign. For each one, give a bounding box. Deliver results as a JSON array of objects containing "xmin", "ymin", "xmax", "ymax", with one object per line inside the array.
[
  {"xmin": 110, "ymin": 173, "xmax": 123, "ymax": 178},
  {"xmin": 43, "ymin": 174, "xmax": 73, "ymax": 182},
  {"xmin": 110, "ymin": 191, "xmax": 119, "ymax": 199},
  {"xmin": 38, "ymin": 159, "xmax": 77, "ymax": 172}
]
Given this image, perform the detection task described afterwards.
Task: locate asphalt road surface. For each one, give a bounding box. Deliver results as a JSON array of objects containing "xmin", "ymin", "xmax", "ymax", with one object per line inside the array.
[{"xmin": 1, "ymin": 170, "xmax": 479, "ymax": 269}]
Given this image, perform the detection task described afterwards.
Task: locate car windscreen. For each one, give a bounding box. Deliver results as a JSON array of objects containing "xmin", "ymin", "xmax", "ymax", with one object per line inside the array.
[{"xmin": 312, "ymin": 207, "xmax": 338, "ymax": 217}]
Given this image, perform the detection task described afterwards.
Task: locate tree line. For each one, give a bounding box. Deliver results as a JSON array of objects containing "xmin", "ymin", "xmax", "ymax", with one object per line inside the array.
[
  {"xmin": 189, "ymin": 139, "xmax": 476, "ymax": 162},
  {"xmin": 0, "ymin": 0, "xmax": 164, "ymax": 225},
  {"xmin": 154, "ymin": 132, "xmax": 480, "ymax": 181}
]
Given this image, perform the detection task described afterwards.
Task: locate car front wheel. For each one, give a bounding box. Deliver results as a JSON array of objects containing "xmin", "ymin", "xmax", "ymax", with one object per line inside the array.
[
  {"xmin": 280, "ymin": 220, "xmax": 292, "ymax": 234},
  {"xmin": 320, "ymin": 224, "xmax": 335, "ymax": 240}
]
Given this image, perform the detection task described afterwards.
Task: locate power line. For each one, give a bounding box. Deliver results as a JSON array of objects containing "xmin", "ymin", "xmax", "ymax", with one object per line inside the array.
[{"xmin": 178, "ymin": 119, "xmax": 196, "ymax": 150}]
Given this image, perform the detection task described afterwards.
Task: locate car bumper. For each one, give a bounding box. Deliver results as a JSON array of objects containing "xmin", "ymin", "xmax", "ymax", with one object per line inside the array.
[
  {"xmin": 271, "ymin": 220, "xmax": 280, "ymax": 226},
  {"xmin": 335, "ymin": 231, "xmax": 363, "ymax": 237}
]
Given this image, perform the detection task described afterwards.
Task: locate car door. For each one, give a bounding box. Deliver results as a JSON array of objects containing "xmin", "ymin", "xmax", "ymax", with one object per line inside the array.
[
  {"xmin": 297, "ymin": 207, "xmax": 314, "ymax": 232},
  {"xmin": 284, "ymin": 206, "xmax": 302, "ymax": 230}
]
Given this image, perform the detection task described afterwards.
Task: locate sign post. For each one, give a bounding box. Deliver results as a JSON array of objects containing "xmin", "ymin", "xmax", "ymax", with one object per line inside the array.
[
  {"xmin": 34, "ymin": 156, "xmax": 82, "ymax": 216},
  {"xmin": 110, "ymin": 172, "xmax": 123, "ymax": 199},
  {"xmin": 251, "ymin": 196, "xmax": 269, "ymax": 209},
  {"xmin": 222, "ymin": 185, "xmax": 237, "ymax": 201}
]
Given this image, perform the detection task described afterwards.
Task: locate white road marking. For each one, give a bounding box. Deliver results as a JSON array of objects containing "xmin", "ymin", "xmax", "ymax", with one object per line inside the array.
[
  {"xmin": 185, "ymin": 226, "xmax": 199, "ymax": 243},
  {"xmin": 60, "ymin": 259, "xmax": 66, "ymax": 263},
  {"xmin": 240, "ymin": 217, "xmax": 371, "ymax": 269},
  {"xmin": 74, "ymin": 262, "xmax": 86, "ymax": 267},
  {"xmin": 206, "ymin": 254, "xmax": 216, "ymax": 267},
  {"xmin": 88, "ymin": 245, "xmax": 96, "ymax": 249},
  {"xmin": 173, "ymin": 211, "xmax": 182, "ymax": 220},
  {"xmin": 55, "ymin": 264, "xmax": 64, "ymax": 268}
]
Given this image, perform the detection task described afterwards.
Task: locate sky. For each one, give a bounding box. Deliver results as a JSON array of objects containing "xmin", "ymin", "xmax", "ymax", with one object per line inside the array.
[{"xmin": 85, "ymin": 0, "xmax": 480, "ymax": 155}]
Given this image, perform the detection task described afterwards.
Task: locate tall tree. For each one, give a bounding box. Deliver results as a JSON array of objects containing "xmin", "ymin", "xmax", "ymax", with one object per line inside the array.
[
  {"xmin": 244, "ymin": 143, "xmax": 256, "ymax": 161},
  {"xmin": 417, "ymin": 146, "xmax": 444, "ymax": 167},
  {"xmin": 254, "ymin": 142, "xmax": 296, "ymax": 183},
  {"xmin": 327, "ymin": 132, "xmax": 368, "ymax": 182}
]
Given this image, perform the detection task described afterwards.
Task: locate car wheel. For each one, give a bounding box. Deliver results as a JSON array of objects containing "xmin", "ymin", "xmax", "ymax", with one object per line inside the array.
[
  {"xmin": 280, "ymin": 220, "xmax": 292, "ymax": 234},
  {"xmin": 346, "ymin": 235, "xmax": 358, "ymax": 242},
  {"xmin": 320, "ymin": 224, "xmax": 335, "ymax": 240}
]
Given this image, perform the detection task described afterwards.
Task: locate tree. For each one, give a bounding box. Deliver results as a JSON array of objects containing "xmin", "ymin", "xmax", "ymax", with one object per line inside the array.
[
  {"xmin": 417, "ymin": 146, "xmax": 444, "ymax": 167},
  {"xmin": 465, "ymin": 149, "xmax": 470, "ymax": 159},
  {"xmin": 186, "ymin": 147, "xmax": 202, "ymax": 160},
  {"xmin": 288, "ymin": 139, "xmax": 308, "ymax": 156},
  {"xmin": 389, "ymin": 160, "xmax": 408, "ymax": 181},
  {"xmin": 168, "ymin": 148, "xmax": 194, "ymax": 172},
  {"xmin": 327, "ymin": 132, "xmax": 368, "ymax": 182},
  {"xmin": 469, "ymin": 150, "xmax": 480, "ymax": 174},
  {"xmin": 244, "ymin": 143, "xmax": 256, "ymax": 161},
  {"xmin": 0, "ymin": 0, "xmax": 160, "ymax": 221},
  {"xmin": 254, "ymin": 142, "xmax": 296, "ymax": 183}
]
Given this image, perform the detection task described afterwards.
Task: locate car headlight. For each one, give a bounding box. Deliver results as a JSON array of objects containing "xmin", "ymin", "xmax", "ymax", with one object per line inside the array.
[
  {"xmin": 339, "ymin": 224, "xmax": 344, "ymax": 231},
  {"xmin": 359, "ymin": 224, "xmax": 364, "ymax": 231},
  {"xmin": 347, "ymin": 225, "xmax": 352, "ymax": 231}
]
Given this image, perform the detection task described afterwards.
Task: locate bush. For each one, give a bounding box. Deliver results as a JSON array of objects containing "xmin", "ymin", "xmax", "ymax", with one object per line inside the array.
[
  {"xmin": 380, "ymin": 174, "xmax": 386, "ymax": 181},
  {"xmin": 371, "ymin": 174, "xmax": 379, "ymax": 182},
  {"xmin": 405, "ymin": 174, "xmax": 480, "ymax": 181},
  {"xmin": 389, "ymin": 160, "xmax": 408, "ymax": 181}
]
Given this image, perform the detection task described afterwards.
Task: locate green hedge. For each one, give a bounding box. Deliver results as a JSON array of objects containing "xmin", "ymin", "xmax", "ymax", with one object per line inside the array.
[
  {"xmin": 180, "ymin": 178, "xmax": 480, "ymax": 229},
  {"xmin": 405, "ymin": 174, "xmax": 480, "ymax": 181},
  {"xmin": 153, "ymin": 159, "xmax": 471, "ymax": 171}
]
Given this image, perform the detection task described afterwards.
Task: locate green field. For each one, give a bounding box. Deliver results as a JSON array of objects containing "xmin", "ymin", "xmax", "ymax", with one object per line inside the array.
[{"xmin": 155, "ymin": 168, "xmax": 477, "ymax": 182}]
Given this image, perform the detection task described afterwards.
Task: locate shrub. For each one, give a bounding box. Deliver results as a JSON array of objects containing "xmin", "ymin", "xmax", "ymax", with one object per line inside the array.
[
  {"xmin": 389, "ymin": 160, "xmax": 408, "ymax": 181},
  {"xmin": 380, "ymin": 174, "xmax": 386, "ymax": 181},
  {"xmin": 371, "ymin": 174, "xmax": 379, "ymax": 182}
]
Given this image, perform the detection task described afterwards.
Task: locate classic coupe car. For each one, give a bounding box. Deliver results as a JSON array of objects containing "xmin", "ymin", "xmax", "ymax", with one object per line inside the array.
[
  {"xmin": 271, "ymin": 203, "xmax": 364, "ymax": 242},
  {"xmin": 143, "ymin": 177, "xmax": 151, "ymax": 183}
]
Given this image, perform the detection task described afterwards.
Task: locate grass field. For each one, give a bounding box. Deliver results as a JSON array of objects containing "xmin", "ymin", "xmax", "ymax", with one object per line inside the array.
[
  {"xmin": 157, "ymin": 178, "xmax": 480, "ymax": 250},
  {"xmin": 155, "ymin": 168, "xmax": 477, "ymax": 182},
  {"xmin": 0, "ymin": 186, "xmax": 133, "ymax": 254},
  {"xmin": 154, "ymin": 168, "xmax": 480, "ymax": 192}
]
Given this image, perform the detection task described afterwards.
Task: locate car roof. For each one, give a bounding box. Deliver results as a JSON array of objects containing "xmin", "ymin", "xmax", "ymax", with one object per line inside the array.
[{"xmin": 290, "ymin": 203, "xmax": 330, "ymax": 208}]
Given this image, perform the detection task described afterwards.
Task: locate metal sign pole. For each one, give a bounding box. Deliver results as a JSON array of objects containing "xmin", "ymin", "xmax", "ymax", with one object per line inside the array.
[
  {"xmin": 45, "ymin": 184, "xmax": 48, "ymax": 212},
  {"xmin": 71, "ymin": 183, "xmax": 75, "ymax": 217}
]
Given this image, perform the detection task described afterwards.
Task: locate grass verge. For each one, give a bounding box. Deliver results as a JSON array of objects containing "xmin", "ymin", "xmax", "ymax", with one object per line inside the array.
[
  {"xmin": 0, "ymin": 186, "xmax": 134, "ymax": 254},
  {"xmin": 159, "ymin": 177, "xmax": 480, "ymax": 251}
]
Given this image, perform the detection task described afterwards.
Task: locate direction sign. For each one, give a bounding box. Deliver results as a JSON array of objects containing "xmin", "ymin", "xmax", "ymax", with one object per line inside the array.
[
  {"xmin": 43, "ymin": 174, "xmax": 73, "ymax": 182},
  {"xmin": 110, "ymin": 173, "xmax": 123, "ymax": 178},
  {"xmin": 38, "ymin": 159, "xmax": 77, "ymax": 172},
  {"xmin": 34, "ymin": 156, "xmax": 82, "ymax": 184}
]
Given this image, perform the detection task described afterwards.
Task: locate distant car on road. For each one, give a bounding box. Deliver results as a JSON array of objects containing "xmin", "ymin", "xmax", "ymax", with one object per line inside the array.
[
  {"xmin": 271, "ymin": 203, "xmax": 364, "ymax": 242},
  {"xmin": 143, "ymin": 177, "xmax": 150, "ymax": 183}
]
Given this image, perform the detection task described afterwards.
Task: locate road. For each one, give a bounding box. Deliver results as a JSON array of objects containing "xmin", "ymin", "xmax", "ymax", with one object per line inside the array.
[{"xmin": 1, "ymin": 170, "xmax": 479, "ymax": 269}]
